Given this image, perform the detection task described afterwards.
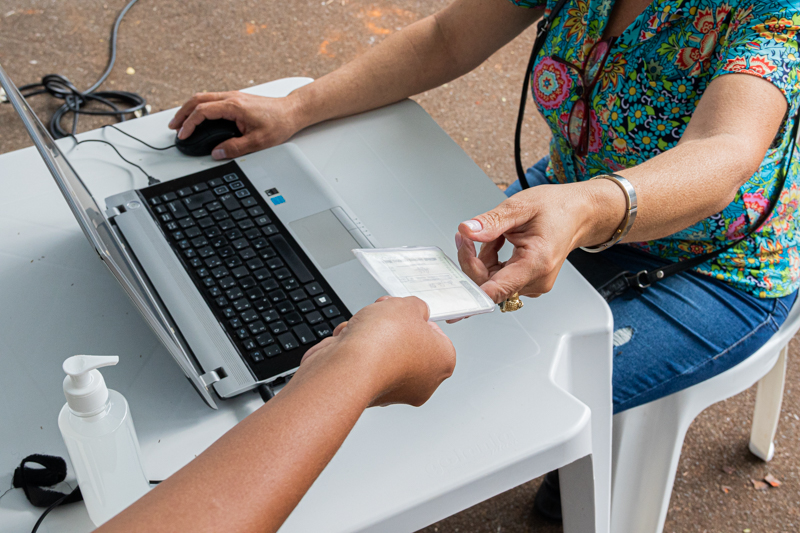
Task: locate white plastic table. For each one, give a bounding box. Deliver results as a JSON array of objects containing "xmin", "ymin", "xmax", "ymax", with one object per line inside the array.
[{"xmin": 0, "ymin": 79, "xmax": 613, "ymax": 533}]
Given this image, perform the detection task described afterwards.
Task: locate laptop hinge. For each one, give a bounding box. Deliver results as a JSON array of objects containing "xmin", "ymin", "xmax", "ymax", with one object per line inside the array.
[{"xmin": 199, "ymin": 370, "xmax": 222, "ymax": 388}]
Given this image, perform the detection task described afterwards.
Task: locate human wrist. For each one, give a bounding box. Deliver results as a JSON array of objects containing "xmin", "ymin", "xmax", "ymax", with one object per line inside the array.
[
  {"xmin": 575, "ymin": 177, "xmax": 630, "ymax": 249},
  {"xmin": 285, "ymin": 84, "xmax": 324, "ymax": 133}
]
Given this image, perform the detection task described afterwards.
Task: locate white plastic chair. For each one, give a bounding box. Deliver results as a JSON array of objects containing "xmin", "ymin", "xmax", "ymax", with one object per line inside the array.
[{"xmin": 609, "ymin": 299, "xmax": 800, "ymax": 533}]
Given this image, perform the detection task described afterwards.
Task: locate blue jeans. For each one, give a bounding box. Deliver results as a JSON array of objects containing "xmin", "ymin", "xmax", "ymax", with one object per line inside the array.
[{"xmin": 506, "ymin": 158, "xmax": 798, "ymax": 413}]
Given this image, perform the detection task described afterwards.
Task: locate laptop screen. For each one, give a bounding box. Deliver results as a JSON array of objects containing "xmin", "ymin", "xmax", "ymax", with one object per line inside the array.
[{"xmin": 0, "ymin": 62, "xmax": 217, "ymax": 408}]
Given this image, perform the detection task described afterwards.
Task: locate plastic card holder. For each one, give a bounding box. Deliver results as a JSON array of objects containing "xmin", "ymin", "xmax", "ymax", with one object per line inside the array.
[{"xmin": 353, "ymin": 246, "xmax": 496, "ymax": 322}]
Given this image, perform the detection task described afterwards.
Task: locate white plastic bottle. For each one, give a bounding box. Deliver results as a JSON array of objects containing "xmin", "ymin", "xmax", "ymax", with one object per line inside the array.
[{"xmin": 57, "ymin": 355, "xmax": 150, "ymax": 526}]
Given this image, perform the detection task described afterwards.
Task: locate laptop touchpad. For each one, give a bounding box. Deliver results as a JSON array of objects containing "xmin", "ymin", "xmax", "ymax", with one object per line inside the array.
[{"xmin": 290, "ymin": 210, "xmax": 360, "ymax": 269}]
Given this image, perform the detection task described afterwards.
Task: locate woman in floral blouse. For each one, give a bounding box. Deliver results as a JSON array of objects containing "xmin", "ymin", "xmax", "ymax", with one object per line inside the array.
[{"xmin": 169, "ymin": 0, "xmax": 799, "ymax": 521}]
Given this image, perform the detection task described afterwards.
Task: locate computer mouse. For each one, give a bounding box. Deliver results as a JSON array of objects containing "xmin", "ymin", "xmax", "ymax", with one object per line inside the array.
[{"xmin": 174, "ymin": 119, "xmax": 242, "ymax": 157}]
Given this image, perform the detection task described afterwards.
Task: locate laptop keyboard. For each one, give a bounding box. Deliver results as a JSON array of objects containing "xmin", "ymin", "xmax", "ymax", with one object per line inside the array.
[{"xmin": 139, "ymin": 162, "xmax": 351, "ymax": 382}]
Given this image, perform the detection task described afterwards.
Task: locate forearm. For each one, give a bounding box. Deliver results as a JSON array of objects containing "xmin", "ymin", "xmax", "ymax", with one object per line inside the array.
[
  {"xmin": 99, "ymin": 342, "xmax": 373, "ymax": 533},
  {"xmin": 288, "ymin": 0, "xmax": 542, "ymax": 131}
]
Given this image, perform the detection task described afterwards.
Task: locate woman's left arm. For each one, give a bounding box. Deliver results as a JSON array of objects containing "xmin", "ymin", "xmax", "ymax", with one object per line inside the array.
[{"xmin": 457, "ymin": 74, "xmax": 788, "ymax": 302}]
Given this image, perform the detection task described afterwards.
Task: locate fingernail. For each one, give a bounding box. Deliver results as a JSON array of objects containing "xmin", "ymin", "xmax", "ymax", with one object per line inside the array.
[
  {"xmin": 463, "ymin": 219, "xmax": 482, "ymax": 233},
  {"xmin": 177, "ymin": 126, "xmax": 184, "ymax": 139},
  {"xmin": 212, "ymin": 148, "xmax": 226, "ymax": 160},
  {"xmin": 455, "ymin": 233, "xmax": 463, "ymax": 250},
  {"xmin": 168, "ymin": 118, "xmax": 176, "ymax": 128}
]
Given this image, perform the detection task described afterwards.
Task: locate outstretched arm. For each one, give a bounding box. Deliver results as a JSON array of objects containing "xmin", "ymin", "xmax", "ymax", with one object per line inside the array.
[
  {"xmin": 98, "ymin": 297, "xmax": 455, "ymax": 533},
  {"xmin": 169, "ymin": 0, "xmax": 542, "ymax": 159}
]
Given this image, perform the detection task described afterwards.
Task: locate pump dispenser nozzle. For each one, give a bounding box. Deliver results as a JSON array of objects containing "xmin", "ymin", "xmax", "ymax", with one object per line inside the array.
[{"xmin": 62, "ymin": 355, "xmax": 119, "ymax": 416}]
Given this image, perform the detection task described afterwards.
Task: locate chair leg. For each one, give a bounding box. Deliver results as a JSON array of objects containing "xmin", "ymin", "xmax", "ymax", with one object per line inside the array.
[
  {"xmin": 748, "ymin": 346, "xmax": 788, "ymax": 462},
  {"xmin": 611, "ymin": 395, "xmax": 690, "ymax": 533}
]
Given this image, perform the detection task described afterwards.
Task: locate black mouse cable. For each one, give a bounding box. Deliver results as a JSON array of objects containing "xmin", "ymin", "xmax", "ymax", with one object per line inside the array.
[{"xmin": 3, "ymin": 0, "xmax": 147, "ymax": 139}]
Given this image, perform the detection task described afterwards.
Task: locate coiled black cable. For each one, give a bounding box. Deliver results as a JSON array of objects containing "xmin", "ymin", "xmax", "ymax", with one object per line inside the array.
[{"xmin": 12, "ymin": 0, "xmax": 146, "ymax": 139}]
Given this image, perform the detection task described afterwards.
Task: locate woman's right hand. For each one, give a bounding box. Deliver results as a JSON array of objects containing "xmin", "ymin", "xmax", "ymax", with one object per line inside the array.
[{"xmin": 168, "ymin": 91, "xmax": 304, "ymax": 160}]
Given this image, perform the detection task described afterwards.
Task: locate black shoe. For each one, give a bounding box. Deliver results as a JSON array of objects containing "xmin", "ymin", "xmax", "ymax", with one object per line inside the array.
[{"xmin": 533, "ymin": 470, "xmax": 562, "ymax": 523}]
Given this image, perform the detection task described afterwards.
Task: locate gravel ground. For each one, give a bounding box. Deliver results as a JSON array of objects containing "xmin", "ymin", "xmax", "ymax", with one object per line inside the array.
[{"xmin": 1, "ymin": 2, "xmax": 797, "ymax": 532}]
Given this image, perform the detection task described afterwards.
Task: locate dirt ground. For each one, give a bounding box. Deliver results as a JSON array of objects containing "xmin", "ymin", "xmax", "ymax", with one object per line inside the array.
[{"xmin": 1, "ymin": 1, "xmax": 797, "ymax": 532}]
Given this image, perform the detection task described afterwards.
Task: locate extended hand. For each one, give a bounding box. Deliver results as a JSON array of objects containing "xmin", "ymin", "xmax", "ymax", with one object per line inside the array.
[
  {"xmin": 168, "ymin": 91, "xmax": 301, "ymax": 159},
  {"xmin": 298, "ymin": 296, "xmax": 456, "ymax": 407}
]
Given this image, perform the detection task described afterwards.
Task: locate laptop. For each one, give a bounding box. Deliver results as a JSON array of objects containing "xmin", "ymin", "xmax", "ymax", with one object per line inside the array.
[{"xmin": 0, "ymin": 64, "xmax": 383, "ymax": 409}]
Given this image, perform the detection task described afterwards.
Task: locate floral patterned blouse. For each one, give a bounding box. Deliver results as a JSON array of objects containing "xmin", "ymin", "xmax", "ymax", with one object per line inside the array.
[{"xmin": 510, "ymin": 0, "xmax": 800, "ymax": 297}]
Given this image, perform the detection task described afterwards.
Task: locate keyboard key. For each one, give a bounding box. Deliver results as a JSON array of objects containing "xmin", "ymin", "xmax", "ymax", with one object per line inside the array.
[
  {"xmin": 225, "ymin": 256, "xmax": 243, "ymax": 268},
  {"xmin": 166, "ymin": 200, "xmax": 188, "ymax": 219},
  {"xmin": 289, "ymin": 289, "xmax": 307, "ymax": 302},
  {"xmin": 160, "ymin": 214, "xmax": 173, "ymax": 223},
  {"xmin": 238, "ymin": 219, "xmax": 255, "ymax": 230},
  {"xmin": 154, "ymin": 205, "xmax": 168, "ymax": 214},
  {"xmin": 192, "ymin": 182, "xmax": 209, "ymax": 192},
  {"xmin": 203, "ymin": 277, "xmax": 216, "ymax": 287},
  {"xmin": 263, "ymin": 224, "xmax": 279, "ymax": 236},
  {"xmin": 239, "ymin": 283, "xmax": 261, "ymax": 298},
  {"xmin": 240, "ymin": 248, "xmax": 257, "ymax": 260},
  {"xmin": 314, "ymin": 294, "xmax": 332, "ymax": 307},
  {"xmin": 197, "ymin": 267, "xmax": 210, "ymax": 278},
  {"xmin": 185, "ymin": 226, "xmax": 202, "ymax": 238},
  {"xmin": 214, "ymin": 185, "xmax": 230, "ymax": 195},
  {"xmin": 191, "ymin": 236, "xmax": 208, "ymax": 248},
  {"xmin": 262, "ymin": 309, "xmax": 280, "ymax": 323},
  {"xmin": 248, "ymin": 320, "xmax": 267, "ymax": 334},
  {"xmin": 232, "ymin": 238, "xmax": 249, "ymax": 250},
  {"xmin": 240, "ymin": 276, "xmax": 257, "ymax": 289},
  {"xmin": 214, "ymin": 296, "xmax": 228, "ymax": 307},
  {"xmin": 219, "ymin": 276, "xmax": 237, "ymax": 289},
  {"xmin": 191, "ymin": 208, "xmax": 209, "ymax": 219},
  {"xmin": 208, "ymin": 286, "xmax": 222, "ymax": 297},
  {"xmin": 256, "ymin": 332, "xmax": 274, "ymax": 347},
  {"xmin": 149, "ymin": 197, "xmax": 162, "ymax": 205},
  {"xmin": 260, "ymin": 247, "xmax": 277, "ymax": 259},
  {"xmin": 330, "ymin": 316, "xmax": 346, "ymax": 329},
  {"xmin": 197, "ymin": 217, "xmax": 214, "ymax": 229},
  {"xmin": 172, "ymin": 230, "xmax": 185, "ymax": 240},
  {"xmin": 211, "ymin": 266, "xmax": 229, "ymax": 279},
  {"xmin": 269, "ymin": 289, "xmax": 287, "ymax": 303},
  {"xmin": 254, "ymin": 216, "xmax": 271, "ymax": 226},
  {"xmin": 244, "ymin": 228, "xmax": 261, "ymax": 240},
  {"xmin": 190, "ymin": 257, "xmax": 203, "ymax": 268},
  {"xmin": 250, "ymin": 350, "xmax": 264, "ymax": 363},
  {"xmin": 220, "ymin": 194, "xmax": 241, "ymax": 211},
  {"xmin": 218, "ymin": 246, "xmax": 235, "ymax": 258},
  {"xmin": 277, "ymin": 332, "xmax": 299, "ymax": 351},
  {"xmin": 261, "ymin": 279, "xmax": 279, "ymax": 292},
  {"xmin": 208, "ymin": 178, "xmax": 224, "ymax": 188},
  {"xmin": 226, "ymin": 229, "xmax": 244, "ymax": 241},
  {"xmin": 297, "ymin": 300, "xmax": 315, "ymax": 313},
  {"xmin": 231, "ymin": 318, "xmax": 244, "ymax": 329},
  {"xmin": 166, "ymin": 221, "xmax": 179, "ymax": 231},
  {"xmin": 266, "ymin": 257, "xmax": 284, "ymax": 269},
  {"xmin": 205, "ymin": 226, "xmax": 221, "ymax": 238},
  {"xmin": 246, "ymin": 258, "xmax": 264, "ymax": 270},
  {"xmin": 322, "ymin": 305, "xmax": 341, "ymax": 319},
  {"xmin": 184, "ymin": 190, "xmax": 215, "ymax": 209},
  {"xmin": 218, "ymin": 219, "xmax": 236, "ymax": 231},
  {"xmin": 253, "ymin": 268, "xmax": 272, "ymax": 281},
  {"xmin": 161, "ymin": 192, "xmax": 178, "ymax": 202},
  {"xmin": 178, "ymin": 239, "xmax": 191, "ymax": 249},
  {"xmin": 282, "ymin": 278, "xmax": 300, "ymax": 291},
  {"xmin": 179, "ymin": 218, "xmax": 196, "ymax": 229},
  {"xmin": 211, "ymin": 236, "xmax": 229, "ymax": 248},
  {"xmin": 285, "ymin": 312, "xmax": 303, "ymax": 326},
  {"xmin": 236, "ymin": 327, "xmax": 249, "ymax": 340},
  {"xmin": 241, "ymin": 197, "xmax": 258, "ymax": 207},
  {"xmin": 222, "ymin": 307, "xmax": 236, "ymax": 318},
  {"xmin": 212, "ymin": 209, "xmax": 230, "ymax": 221},
  {"xmin": 254, "ymin": 298, "xmax": 272, "ymax": 312},
  {"xmin": 293, "ymin": 324, "xmax": 316, "ymax": 345},
  {"xmin": 235, "ymin": 189, "xmax": 251, "ymax": 198},
  {"xmin": 205, "ymin": 256, "xmax": 222, "ymax": 268},
  {"xmin": 277, "ymin": 301, "xmax": 294, "ymax": 314},
  {"xmin": 206, "ymin": 200, "xmax": 222, "ymax": 211},
  {"xmin": 313, "ymin": 323, "xmax": 333, "ymax": 338},
  {"xmin": 275, "ymin": 268, "xmax": 292, "ymax": 281},
  {"xmin": 184, "ymin": 248, "xmax": 197, "ymax": 258},
  {"xmin": 248, "ymin": 206, "xmax": 265, "ymax": 217},
  {"xmin": 241, "ymin": 309, "xmax": 259, "ymax": 322},
  {"xmin": 232, "ymin": 266, "xmax": 249, "ymax": 278},
  {"xmin": 252, "ymin": 237, "xmax": 269, "ymax": 249},
  {"xmin": 198, "ymin": 246, "xmax": 215, "ymax": 258},
  {"xmin": 229, "ymin": 181, "xmax": 244, "ymax": 190},
  {"xmin": 266, "ymin": 345, "xmax": 282, "ymax": 357},
  {"xmin": 177, "ymin": 187, "xmax": 193, "ymax": 197},
  {"xmin": 233, "ymin": 298, "xmax": 252, "ymax": 312},
  {"xmin": 305, "ymin": 311, "xmax": 323, "ymax": 325},
  {"xmin": 271, "ymin": 321, "xmax": 288, "ymax": 335},
  {"xmin": 225, "ymin": 287, "xmax": 244, "ymax": 300},
  {"xmin": 270, "ymin": 235, "xmax": 314, "ymax": 283}
]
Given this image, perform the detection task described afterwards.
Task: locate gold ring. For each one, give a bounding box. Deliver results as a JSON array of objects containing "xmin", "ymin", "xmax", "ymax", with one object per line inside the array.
[{"xmin": 500, "ymin": 292, "xmax": 524, "ymax": 313}]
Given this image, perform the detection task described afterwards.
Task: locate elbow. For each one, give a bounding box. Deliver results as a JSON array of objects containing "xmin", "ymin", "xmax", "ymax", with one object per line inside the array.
[{"xmin": 713, "ymin": 133, "xmax": 768, "ymax": 212}]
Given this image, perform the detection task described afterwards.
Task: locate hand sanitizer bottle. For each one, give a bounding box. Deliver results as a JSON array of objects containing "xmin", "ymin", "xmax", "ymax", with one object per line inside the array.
[{"xmin": 57, "ymin": 355, "xmax": 150, "ymax": 526}]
